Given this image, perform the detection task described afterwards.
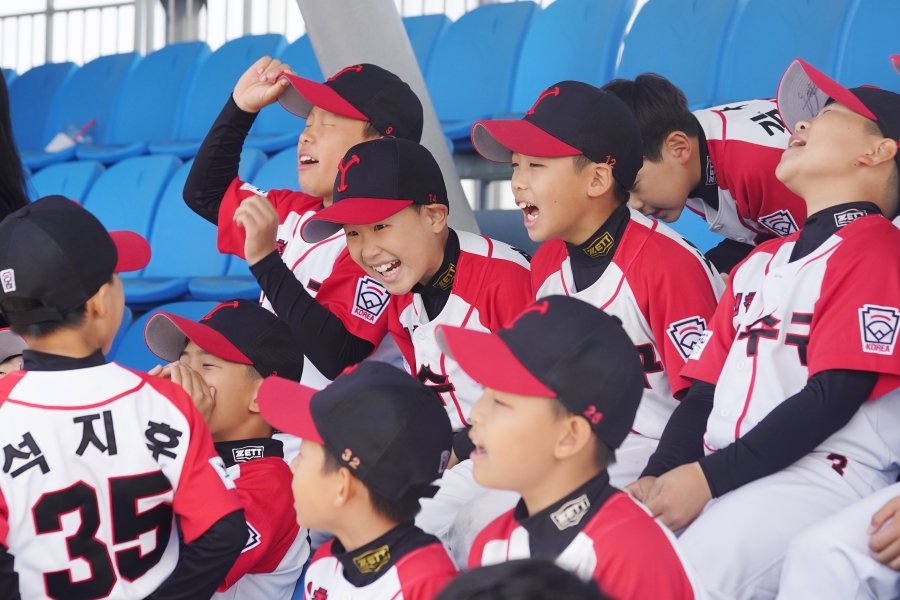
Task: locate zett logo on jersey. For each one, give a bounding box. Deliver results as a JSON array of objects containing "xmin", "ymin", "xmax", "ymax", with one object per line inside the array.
[
  {"xmin": 551, "ymin": 494, "xmax": 590, "ymax": 531},
  {"xmin": 353, "ymin": 276, "xmax": 389, "ymax": 324},
  {"xmin": 433, "ymin": 263, "xmax": 456, "ymax": 290},
  {"xmin": 667, "ymin": 316, "xmax": 709, "ymax": 360},
  {"xmin": 859, "ymin": 305, "xmax": 900, "ymax": 355},
  {"xmin": 834, "ymin": 208, "xmax": 868, "ymax": 228},
  {"xmin": 758, "ymin": 210, "xmax": 799, "ymax": 237},
  {"xmin": 583, "ymin": 232, "xmax": 614, "ymax": 259},
  {"xmin": 232, "ymin": 446, "xmax": 264, "ymax": 463},
  {"xmin": 353, "ymin": 544, "xmax": 391, "ymax": 574}
]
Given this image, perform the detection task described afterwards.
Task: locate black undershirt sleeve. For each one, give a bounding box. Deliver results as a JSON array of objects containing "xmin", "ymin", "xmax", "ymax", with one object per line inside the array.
[
  {"xmin": 0, "ymin": 547, "xmax": 21, "ymax": 600},
  {"xmin": 250, "ymin": 252, "xmax": 375, "ymax": 380},
  {"xmin": 699, "ymin": 369, "xmax": 878, "ymax": 498},
  {"xmin": 704, "ymin": 238, "xmax": 756, "ymax": 276},
  {"xmin": 641, "ymin": 380, "xmax": 715, "ymax": 478},
  {"xmin": 183, "ymin": 95, "xmax": 257, "ymax": 224},
  {"xmin": 145, "ymin": 509, "xmax": 246, "ymax": 600}
]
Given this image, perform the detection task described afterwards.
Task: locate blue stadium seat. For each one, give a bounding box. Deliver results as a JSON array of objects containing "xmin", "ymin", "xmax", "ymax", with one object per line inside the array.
[
  {"xmin": 510, "ymin": 0, "xmax": 635, "ymax": 113},
  {"xmin": 9, "ymin": 62, "xmax": 77, "ymax": 160},
  {"xmin": 106, "ymin": 305, "xmax": 133, "ymax": 361},
  {"xmin": 29, "ymin": 160, "xmax": 105, "ymax": 203},
  {"xmin": 244, "ymin": 35, "xmax": 322, "ymax": 154},
  {"xmin": 3, "ymin": 68, "xmax": 16, "ymax": 86},
  {"xmin": 474, "ymin": 209, "xmax": 540, "ymax": 257},
  {"xmin": 712, "ymin": 0, "xmax": 850, "ymax": 105},
  {"xmin": 113, "ymin": 301, "xmax": 218, "ymax": 371},
  {"xmin": 149, "ymin": 34, "xmax": 287, "ymax": 159},
  {"xmin": 665, "ymin": 210, "xmax": 720, "ymax": 255},
  {"xmin": 251, "ymin": 146, "xmax": 301, "ymax": 191},
  {"xmin": 426, "ymin": 2, "xmax": 538, "ymax": 145},
  {"xmin": 76, "ymin": 42, "xmax": 210, "ymax": 164},
  {"xmin": 21, "ymin": 53, "xmax": 141, "ymax": 170},
  {"xmin": 403, "ymin": 15, "xmax": 451, "ymax": 72},
  {"xmin": 830, "ymin": 0, "xmax": 900, "ymax": 91},
  {"xmin": 616, "ymin": 0, "xmax": 738, "ymax": 109}
]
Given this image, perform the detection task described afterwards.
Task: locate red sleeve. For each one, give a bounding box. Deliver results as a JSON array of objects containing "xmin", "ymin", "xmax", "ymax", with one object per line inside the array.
[
  {"xmin": 680, "ymin": 272, "xmax": 738, "ymax": 386},
  {"xmin": 466, "ymin": 511, "xmax": 515, "ymax": 570},
  {"xmin": 481, "ymin": 259, "xmax": 533, "ymax": 332},
  {"xmin": 144, "ymin": 376, "xmax": 243, "ymax": 543},
  {"xmin": 529, "ymin": 239, "xmax": 567, "ymax": 299},
  {"xmin": 0, "ymin": 487, "xmax": 8, "ymax": 549},
  {"xmin": 395, "ymin": 545, "xmax": 458, "ymax": 600}
]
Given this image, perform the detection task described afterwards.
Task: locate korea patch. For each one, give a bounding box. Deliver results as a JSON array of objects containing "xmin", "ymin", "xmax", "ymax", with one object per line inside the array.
[
  {"xmin": 209, "ymin": 456, "xmax": 237, "ymax": 490},
  {"xmin": 243, "ymin": 522, "xmax": 261, "ymax": 553},
  {"xmin": 551, "ymin": 494, "xmax": 590, "ymax": 530},
  {"xmin": 239, "ymin": 181, "xmax": 269, "ymax": 198},
  {"xmin": 759, "ymin": 210, "xmax": 799, "ymax": 237},
  {"xmin": 834, "ymin": 208, "xmax": 867, "ymax": 228},
  {"xmin": 667, "ymin": 316, "xmax": 709, "ymax": 360},
  {"xmin": 232, "ymin": 446, "xmax": 264, "ymax": 463},
  {"xmin": 689, "ymin": 330, "xmax": 713, "ymax": 361},
  {"xmin": 859, "ymin": 305, "xmax": 900, "ymax": 355},
  {"xmin": 1, "ymin": 269, "xmax": 15, "ymax": 293},
  {"xmin": 353, "ymin": 277, "xmax": 389, "ymax": 324}
]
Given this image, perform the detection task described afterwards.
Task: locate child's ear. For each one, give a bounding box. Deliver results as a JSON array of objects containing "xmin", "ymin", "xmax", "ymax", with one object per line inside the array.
[
  {"xmin": 87, "ymin": 279, "xmax": 113, "ymax": 319},
  {"xmin": 421, "ymin": 204, "xmax": 449, "ymax": 233},
  {"xmin": 554, "ymin": 415, "xmax": 594, "ymax": 460},
  {"xmin": 665, "ymin": 131, "xmax": 693, "ymax": 165},
  {"xmin": 247, "ymin": 379, "xmax": 264, "ymax": 414},
  {"xmin": 858, "ymin": 138, "xmax": 899, "ymax": 167},
  {"xmin": 586, "ymin": 162, "xmax": 614, "ymax": 199},
  {"xmin": 333, "ymin": 467, "xmax": 360, "ymax": 508}
]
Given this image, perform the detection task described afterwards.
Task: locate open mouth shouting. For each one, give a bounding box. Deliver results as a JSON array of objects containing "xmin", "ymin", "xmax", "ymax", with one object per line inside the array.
[
  {"xmin": 517, "ymin": 200, "xmax": 540, "ymax": 228},
  {"xmin": 298, "ymin": 153, "xmax": 319, "ymax": 170},
  {"xmin": 371, "ymin": 259, "xmax": 402, "ymax": 283},
  {"xmin": 787, "ymin": 133, "xmax": 806, "ymax": 149}
]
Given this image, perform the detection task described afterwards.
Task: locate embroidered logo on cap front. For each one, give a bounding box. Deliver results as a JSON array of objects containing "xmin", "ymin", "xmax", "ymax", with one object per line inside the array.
[
  {"xmin": 526, "ymin": 86, "xmax": 560, "ymax": 115},
  {"xmin": 232, "ymin": 446, "xmax": 264, "ymax": 463},
  {"xmin": 551, "ymin": 494, "xmax": 591, "ymax": 530},
  {"xmin": 1, "ymin": 269, "xmax": 15, "ymax": 293},
  {"xmin": 759, "ymin": 210, "xmax": 799, "ymax": 237},
  {"xmin": 353, "ymin": 545, "xmax": 391, "ymax": 574},
  {"xmin": 336, "ymin": 155, "xmax": 360, "ymax": 192},
  {"xmin": 353, "ymin": 276, "xmax": 388, "ymax": 324},
  {"xmin": 859, "ymin": 305, "xmax": 900, "ymax": 355},
  {"xmin": 667, "ymin": 316, "xmax": 709, "ymax": 360},
  {"xmin": 505, "ymin": 300, "xmax": 550, "ymax": 330},
  {"xmin": 328, "ymin": 64, "xmax": 363, "ymax": 82},
  {"xmin": 203, "ymin": 300, "xmax": 240, "ymax": 320},
  {"xmin": 583, "ymin": 232, "xmax": 615, "ymax": 258},
  {"xmin": 433, "ymin": 263, "xmax": 456, "ymax": 290},
  {"xmin": 834, "ymin": 208, "xmax": 868, "ymax": 228}
]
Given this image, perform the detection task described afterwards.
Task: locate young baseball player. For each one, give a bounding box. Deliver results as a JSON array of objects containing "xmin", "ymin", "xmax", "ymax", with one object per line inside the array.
[
  {"xmin": 184, "ymin": 57, "xmax": 423, "ymax": 389},
  {"xmin": 602, "ymin": 74, "xmax": 806, "ymax": 275},
  {"xmin": 436, "ymin": 295, "xmax": 704, "ymax": 600},
  {"xmin": 144, "ymin": 299, "xmax": 310, "ymax": 600},
  {"xmin": 471, "ymin": 81, "xmax": 724, "ymax": 487},
  {"xmin": 0, "ymin": 196, "xmax": 246, "ymax": 600},
  {"xmin": 0, "ymin": 328, "xmax": 26, "ymax": 377},
  {"xmin": 627, "ymin": 60, "xmax": 900, "ymax": 600},
  {"xmin": 257, "ymin": 361, "xmax": 458, "ymax": 600}
]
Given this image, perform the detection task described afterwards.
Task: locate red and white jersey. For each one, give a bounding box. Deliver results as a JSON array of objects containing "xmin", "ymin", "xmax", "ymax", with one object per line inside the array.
[
  {"xmin": 214, "ymin": 439, "xmax": 309, "ymax": 600},
  {"xmin": 390, "ymin": 230, "xmax": 532, "ymax": 430},
  {"xmin": 217, "ymin": 179, "xmax": 392, "ymax": 390},
  {"xmin": 687, "ymin": 99, "xmax": 807, "ymax": 244},
  {"xmin": 0, "ymin": 363, "xmax": 243, "ymax": 600},
  {"xmin": 532, "ymin": 208, "xmax": 724, "ymax": 440},
  {"xmin": 684, "ymin": 214, "xmax": 900, "ymax": 470}
]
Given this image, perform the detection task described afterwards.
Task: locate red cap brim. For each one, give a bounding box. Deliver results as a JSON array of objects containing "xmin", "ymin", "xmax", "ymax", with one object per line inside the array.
[
  {"xmin": 436, "ymin": 325, "xmax": 557, "ymax": 398},
  {"xmin": 277, "ymin": 73, "xmax": 368, "ymax": 121},
  {"xmin": 892, "ymin": 55, "xmax": 900, "ymax": 76},
  {"xmin": 110, "ymin": 230, "xmax": 150, "ymax": 273},
  {"xmin": 301, "ymin": 198, "xmax": 413, "ymax": 243},
  {"xmin": 777, "ymin": 59, "xmax": 877, "ymax": 133},
  {"xmin": 257, "ymin": 376, "xmax": 325, "ymax": 444},
  {"xmin": 144, "ymin": 312, "xmax": 252, "ymax": 365},
  {"xmin": 471, "ymin": 120, "xmax": 581, "ymax": 163}
]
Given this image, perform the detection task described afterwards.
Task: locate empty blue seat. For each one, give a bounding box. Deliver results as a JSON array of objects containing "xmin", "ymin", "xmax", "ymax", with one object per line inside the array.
[
  {"xmin": 474, "ymin": 209, "xmax": 540, "ymax": 257},
  {"xmin": 712, "ymin": 0, "xmax": 850, "ymax": 105},
  {"xmin": 9, "ymin": 62, "xmax": 77, "ymax": 160},
  {"xmin": 830, "ymin": 0, "xmax": 900, "ymax": 91},
  {"xmin": 426, "ymin": 2, "xmax": 538, "ymax": 145},
  {"xmin": 114, "ymin": 301, "xmax": 218, "ymax": 371},
  {"xmin": 251, "ymin": 146, "xmax": 302, "ymax": 192},
  {"xmin": 510, "ymin": 0, "xmax": 635, "ymax": 113},
  {"xmin": 76, "ymin": 42, "xmax": 210, "ymax": 164},
  {"xmin": 616, "ymin": 0, "xmax": 738, "ymax": 109},
  {"xmin": 149, "ymin": 34, "xmax": 287, "ymax": 159},
  {"xmin": 664, "ymin": 210, "xmax": 721, "ymax": 255},
  {"xmin": 3, "ymin": 68, "xmax": 16, "ymax": 86},
  {"xmin": 403, "ymin": 15, "xmax": 451, "ymax": 72},
  {"xmin": 244, "ymin": 35, "xmax": 323, "ymax": 154},
  {"xmin": 22, "ymin": 53, "xmax": 141, "ymax": 170},
  {"xmin": 29, "ymin": 160, "xmax": 105, "ymax": 202},
  {"xmin": 106, "ymin": 305, "xmax": 133, "ymax": 361}
]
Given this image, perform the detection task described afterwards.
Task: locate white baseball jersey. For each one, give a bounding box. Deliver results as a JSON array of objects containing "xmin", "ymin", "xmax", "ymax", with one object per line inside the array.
[
  {"xmin": 532, "ymin": 208, "xmax": 724, "ymax": 440},
  {"xmin": 687, "ymin": 99, "xmax": 807, "ymax": 244},
  {"xmin": 390, "ymin": 230, "xmax": 532, "ymax": 431},
  {"xmin": 0, "ymin": 363, "xmax": 243, "ymax": 600}
]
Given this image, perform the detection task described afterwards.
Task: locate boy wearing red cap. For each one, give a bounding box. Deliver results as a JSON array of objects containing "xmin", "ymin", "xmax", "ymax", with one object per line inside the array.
[
  {"xmin": 145, "ymin": 299, "xmax": 310, "ymax": 600},
  {"xmin": 0, "ymin": 329, "xmax": 26, "ymax": 377},
  {"xmin": 0, "ymin": 196, "xmax": 245, "ymax": 600},
  {"xmin": 629, "ymin": 60, "xmax": 900, "ymax": 600}
]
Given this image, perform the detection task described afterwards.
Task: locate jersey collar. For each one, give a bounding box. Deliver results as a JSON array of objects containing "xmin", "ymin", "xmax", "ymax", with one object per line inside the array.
[
  {"xmin": 22, "ymin": 349, "xmax": 106, "ymax": 372},
  {"xmin": 215, "ymin": 437, "xmax": 284, "ymax": 468},
  {"xmin": 789, "ymin": 201, "xmax": 882, "ymax": 262},
  {"xmin": 565, "ymin": 202, "xmax": 630, "ymax": 292},
  {"xmin": 331, "ymin": 522, "xmax": 438, "ymax": 587},
  {"xmin": 687, "ymin": 121, "xmax": 720, "ymax": 211},
  {"xmin": 412, "ymin": 228, "xmax": 460, "ymax": 321}
]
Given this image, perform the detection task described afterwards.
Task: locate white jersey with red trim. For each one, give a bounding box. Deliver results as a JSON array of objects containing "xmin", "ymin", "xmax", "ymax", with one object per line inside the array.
[
  {"xmin": 390, "ymin": 230, "xmax": 532, "ymax": 431},
  {"xmin": 0, "ymin": 364, "xmax": 243, "ymax": 600},
  {"xmin": 684, "ymin": 214, "xmax": 900, "ymax": 471},
  {"xmin": 687, "ymin": 99, "xmax": 807, "ymax": 244},
  {"xmin": 532, "ymin": 208, "xmax": 724, "ymax": 440}
]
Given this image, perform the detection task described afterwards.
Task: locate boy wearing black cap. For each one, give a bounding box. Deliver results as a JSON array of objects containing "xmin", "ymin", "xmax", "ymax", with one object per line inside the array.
[
  {"xmin": 0, "ymin": 196, "xmax": 246, "ymax": 600},
  {"xmin": 436, "ymin": 295, "xmax": 703, "ymax": 600},
  {"xmin": 471, "ymin": 81, "xmax": 724, "ymax": 487},
  {"xmin": 184, "ymin": 57, "xmax": 423, "ymax": 390},
  {"xmin": 145, "ymin": 299, "xmax": 310, "ymax": 600},
  {"xmin": 629, "ymin": 60, "xmax": 900, "ymax": 600},
  {"xmin": 0, "ymin": 329, "xmax": 26, "ymax": 377},
  {"xmin": 257, "ymin": 362, "xmax": 458, "ymax": 600}
]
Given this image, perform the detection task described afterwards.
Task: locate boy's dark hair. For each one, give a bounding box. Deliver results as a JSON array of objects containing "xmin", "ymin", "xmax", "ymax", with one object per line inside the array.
[
  {"xmin": 552, "ymin": 399, "xmax": 616, "ymax": 469},
  {"xmin": 602, "ymin": 74, "xmax": 698, "ymax": 163},
  {"xmin": 573, "ymin": 155, "xmax": 629, "ymax": 203},
  {"xmin": 435, "ymin": 559, "xmax": 611, "ymax": 600},
  {"xmin": 363, "ymin": 121, "xmax": 383, "ymax": 140},
  {"xmin": 322, "ymin": 446, "xmax": 423, "ymax": 523},
  {"xmin": 1, "ymin": 298, "xmax": 88, "ymax": 339}
]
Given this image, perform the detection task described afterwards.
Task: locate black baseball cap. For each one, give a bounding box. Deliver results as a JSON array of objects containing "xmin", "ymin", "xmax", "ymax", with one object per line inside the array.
[
  {"xmin": 278, "ymin": 63, "xmax": 424, "ymax": 142},
  {"xmin": 144, "ymin": 299, "xmax": 304, "ymax": 381},
  {"xmin": 436, "ymin": 295, "xmax": 644, "ymax": 450},
  {"xmin": 258, "ymin": 361, "xmax": 453, "ymax": 501},
  {"xmin": 301, "ymin": 137, "xmax": 448, "ymax": 243},
  {"xmin": 0, "ymin": 195, "xmax": 150, "ymax": 326},
  {"xmin": 471, "ymin": 81, "xmax": 644, "ymax": 190},
  {"xmin": 0, "ymin": 329, "xmax": 27, "ymax": 364}
]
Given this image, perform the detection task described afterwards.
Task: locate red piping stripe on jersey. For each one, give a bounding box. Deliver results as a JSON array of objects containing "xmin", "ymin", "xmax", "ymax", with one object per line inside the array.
[
  {"xmin": 599, "ymin": 219, "xmax": 657, "ymax": 312},
  {"xmin": 440, "ymin": 352, "xmax": 469, "ymax": 427},
  {"xmin": 734, "ymin": 350, "xmax": 759, "ymax": 440},
  {"xmin": 3, "ymin": 379, "xmax": 146, "ymax": 411},
  {"xmin": 290, "ymin": 233, "xmax": 346, "ymax": 272},
  {"xmin": 0, "ymin": 370, "xmax": 25, "ymax": 405}
]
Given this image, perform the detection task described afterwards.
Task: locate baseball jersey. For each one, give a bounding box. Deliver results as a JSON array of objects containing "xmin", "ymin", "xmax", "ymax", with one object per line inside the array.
[
  {"xmin": 213, "ymin": 438, "xmax": 309, "ymax": 600},
  {"xmin": 532, "ymin": 207, "xmax": 724, "ymax": 440},
  {"xmin": 684, "ymin": 205, "xmax": 900, "ymax": 472},
  {"xmin": 303, "ymin": 523, "xmax": 457, "ymax": 600},
  {"xmin": 390, "ymin": 229, "xmax": 532, "ymax": 430},
  {"xmin": 0, "ymin": 356, "xmax": 243, "ymax": 599},
  {"xmin": 687, "ymin": 99, "xmax": 806, "ymax": 244},
  {"xmin": 469, "ymin": 471, "xmax": 700, "ymax": 600},
  {"xmin": 217, "ymin": 178, "xmax": 392, "ymax": 389}
]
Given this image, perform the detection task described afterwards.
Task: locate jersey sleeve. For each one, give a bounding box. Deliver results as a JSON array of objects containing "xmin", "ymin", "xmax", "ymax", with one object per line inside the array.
[
  {"xmin": 482, "ymin": 258, "xmax": 533, "ymax": 332},
  {"xmin": 681, "ymin": 272, "xmax": 739, "ymax": 386},
  {"xmin": 530, "ymin": 239, "xmax": 567, "ymax": 299},
  {"xmin": 395, "ymin": 546, "xmax": 458, "ymax": 600}
]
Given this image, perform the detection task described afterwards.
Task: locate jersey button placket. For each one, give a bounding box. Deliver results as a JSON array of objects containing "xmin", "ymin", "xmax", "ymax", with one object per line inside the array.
[{"xmin": 416, "ymin": 330, "xmax": 426, "ymax": 340}]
